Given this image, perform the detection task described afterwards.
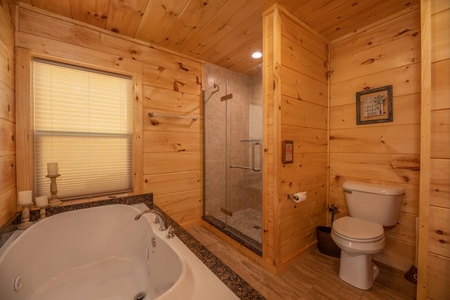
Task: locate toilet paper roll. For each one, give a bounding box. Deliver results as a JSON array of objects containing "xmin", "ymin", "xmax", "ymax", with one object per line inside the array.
[{"xmin": 293, "ymin": 192, "xmax": 307, "ymax": 203}]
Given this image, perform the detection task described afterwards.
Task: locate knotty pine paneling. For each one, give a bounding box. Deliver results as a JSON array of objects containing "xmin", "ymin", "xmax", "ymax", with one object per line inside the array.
[
  {"xmin": 105, "ymin": 0, "xmax": 148, "ymax": 37},
  {"xmin": 0, "ymin": 119, "xmax": 14, "ymax": 156},
  {"xmin": 135, "ymin": 0, "xmax": 189, "ymax": 44},
  {"xmin": 330, "ymin": 153, "xmax": 420, "ymax": 185},
  {"xmin": 427, "ymin": 252, "xmax": 450, "ymax": 300},
  {"xmin": 0, "ymin": 155, "xmax": 15, "ymax": 195},
  {"xmin": 143, "ymin": 171, "xmax": 202, "ymax": 196},
  {"xmin": 15, "ymin": 32, "xmax": 142, "ymax": 72},
  {"xmin": 278, "ymin": 8, "xmax": 328, "ymax": 265},
  {"xmin": 14, "ymin": 5, "xmax": 203, "ymax": 229},
  {"xmin": 262, "ymin": 5, "xmax": 280, "ymax": 269},
  {"xmin": 330, "ymin": 8, "xmax": 421, "ymax": 85},
  {"xmin": 281, "ymin": 125, "xmax": 327, "ymax": 154},
  {"xmin": 143, "ymin": 131, "xmax": 201, "ymax": 153},
  {"xmin": 157, "ymin": 0, "xmax": 225, "ymax": 51},
  {"xmin": 428, "ymin": 2, "xmax": 450, "ymax": 298},
  {"xmin": 330, "ymin": 8, "xmax": 420, "ymax": 61},
  {"xmin": 281, "ymin": 66, "xmax": 328, "ymax": 107},
  {"xmin": 331, "ymin": 93, "xmax": 420, "ymax": 130},
  {"xmin": 308, "ymin": 1, "xmax": 419, "ymax": 42},
  {"xmin": 153, "ymin": 189, "xmax": 203, "ymax": 229},
  {"xmin": 280, "ymin": 38, "xmax": 328, "ymax": 84},
  {"xmin": 330, "ymin": 124, "xmax": 420, "ymax": 155},
  {"xmin": 0, "ymin": 0, "xmax": 16, "ymax": 227},
  {"xmin": 428, "ymin": 206, "xmax": 450, "ymax": 258},
  {"xmin": 18, "ymin": 0, "xmax": 420, "ymax": 76},
  {"xmin": 0, "ymin": 41, "xmax": 13, "ymax": 89},
  {"xmin": 430, "ymin": 159, "xmax": 450, "ymax": 208},
  {"xmin": 280, "ymin": 175, "xmax": 327, "ymax": 212},
  {"xmin": 330, "ymin": 63, "xmax": 421, "ymax": 108},
  {"xmin": 0, "ymin": 187, "xmax": 16, "ymax": 228},
  {"xmin": 281, "ymin": 96, "xmax": 327, "ymax": 130},
  {"xmin": 282, "ymin": 154, "xmax": 327, "ymax": 181},
  {"xmin": 329, "ymin": 6, "xmax": 421, "ymax": 271},
  {"xmin": 143, "ymin": 152, "xmax": 201, "ymax": 175},
  {"xmin": 431, "ymin": 60, "xmax": 450, "ymax": 110},
  {"xmin": 431, "ymin": 8, "xmax": 450, "ymax": 63},
  {"xmin": 142, "ymin": 63, "xmax": 201, "ymax": 95},
  {"xmin": 143, "ymin": 86, "xmax": 200, "ymax": 114},
  {"xmin": 0, "ymin": 80, "xmax": 14, "ymax": 123},
  {"xmin": 431, "ymin": 110, "xmax": 450, "ymax": 158},
  {"xmin": 18, "ymin": 7, "xmax": 203, "ymax": 76},
  {"xmin": 331, "ymin": 38, "xmax": 420, "ymax": 84}
]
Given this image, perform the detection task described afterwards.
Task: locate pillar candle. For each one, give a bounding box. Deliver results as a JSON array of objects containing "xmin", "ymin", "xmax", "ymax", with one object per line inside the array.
[
  {"xmin": 35, "ymin": 195, "xmax": 49, "ymax": 207},
  {"xmin": 18, "ymin": 191, "xmax": 33, "ymax": 205},
  {"xmin": 47, "ymin": 162, "xmax": 59, "ymax": 176}
]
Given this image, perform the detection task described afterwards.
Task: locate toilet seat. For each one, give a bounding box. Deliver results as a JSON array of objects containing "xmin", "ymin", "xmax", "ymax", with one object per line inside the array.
[{"xmin": 332, "ymin": 216, "xmax": 384, "ymax": 242}]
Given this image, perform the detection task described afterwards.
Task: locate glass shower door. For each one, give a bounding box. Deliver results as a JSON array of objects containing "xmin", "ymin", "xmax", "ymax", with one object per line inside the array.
[
  {"xmin": 203, "ymin": 81, "xmax": 227, "ymax": 226},
  {"xmin": 203, "ymin": 78, "xmax": 263, "ymax": 255}
]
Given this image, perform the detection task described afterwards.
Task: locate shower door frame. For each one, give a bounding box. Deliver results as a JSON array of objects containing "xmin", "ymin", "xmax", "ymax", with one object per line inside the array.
[{"xmin": 202, "ymin": 79, "xmax": 263, "ymax": 255}]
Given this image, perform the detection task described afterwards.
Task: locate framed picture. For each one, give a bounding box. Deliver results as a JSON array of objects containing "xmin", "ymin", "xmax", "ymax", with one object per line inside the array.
[
  {"xmin": 356, "ymin": 85, "xmax": 393, "ymax": 125},
  {"xmin": 282, "ymin": 140, "xmax": 293, "ymax": 164}
]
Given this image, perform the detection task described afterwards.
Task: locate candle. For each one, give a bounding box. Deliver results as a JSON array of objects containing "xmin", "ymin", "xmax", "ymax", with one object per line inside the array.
[
  {"xmin": 47, "ymin": 162, "xmax": 59, "ymax": 176},
  {"xmin": 35, "ymin": 195, "xmax": 49, "ymax": 207},
  {"xmin": 18, "ymin": 191, "xmax": 33, "ymax": 206}
]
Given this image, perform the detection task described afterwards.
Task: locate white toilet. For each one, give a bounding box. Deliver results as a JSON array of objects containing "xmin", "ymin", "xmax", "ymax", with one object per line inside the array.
[{"xmin": 331, "ymin": 181, "xmax": 404, "ymax": 290}]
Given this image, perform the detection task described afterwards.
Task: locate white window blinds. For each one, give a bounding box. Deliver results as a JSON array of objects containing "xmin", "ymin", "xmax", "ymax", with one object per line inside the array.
[{"xmin": 33, "ymin": 59, "xmax": 133, "ymax": 200}]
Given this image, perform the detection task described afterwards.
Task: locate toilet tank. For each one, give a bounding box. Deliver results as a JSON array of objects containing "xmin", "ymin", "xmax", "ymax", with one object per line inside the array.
[{"xmin": 343, "ymin": 181, "xmax": 405, "ymax": 226}]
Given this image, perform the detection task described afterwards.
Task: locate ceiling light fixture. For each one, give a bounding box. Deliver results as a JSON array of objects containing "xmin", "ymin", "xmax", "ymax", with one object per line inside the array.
[{"xmin": 252, "ymin": 51, "xmax": 262, "ymax": 59}]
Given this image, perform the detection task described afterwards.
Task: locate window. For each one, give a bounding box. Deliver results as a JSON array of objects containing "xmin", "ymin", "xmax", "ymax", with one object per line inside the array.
[{"xmin": 33, "ymin": 59, "xmax": 133, "ymax": 200}]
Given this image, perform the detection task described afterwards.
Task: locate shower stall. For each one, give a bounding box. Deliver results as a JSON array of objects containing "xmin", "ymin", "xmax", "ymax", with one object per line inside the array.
[{"xmin": 203, "ymin": 73, "xmax": 263, "ymax": 255}]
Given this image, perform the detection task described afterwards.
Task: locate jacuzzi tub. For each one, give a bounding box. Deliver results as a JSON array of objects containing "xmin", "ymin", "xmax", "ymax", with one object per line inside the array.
[{"xmin": 0, "ymin": 204, "xmax": 238, "ymax": 300}]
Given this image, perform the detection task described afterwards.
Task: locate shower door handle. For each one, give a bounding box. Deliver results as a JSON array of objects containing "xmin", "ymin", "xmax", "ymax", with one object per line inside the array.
[
  {"xmin": 251, "ymin": 142, "xmax": 261, "ymax": 172},
  {"xmin": 229, "ymin": 142, "xmax": 261, "ymax": 172}
]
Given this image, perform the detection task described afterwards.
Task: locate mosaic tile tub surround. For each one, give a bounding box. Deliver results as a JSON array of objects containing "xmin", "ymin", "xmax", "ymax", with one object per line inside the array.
[{"xmin": 0, "ymin": 194, "xmax": 264, "ymax": 300}]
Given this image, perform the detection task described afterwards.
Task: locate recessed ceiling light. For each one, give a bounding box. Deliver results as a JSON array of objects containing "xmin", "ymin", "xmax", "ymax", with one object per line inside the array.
[{"xmin": 252, "ymin": 51, "xmax": 262, "ymax": 59}]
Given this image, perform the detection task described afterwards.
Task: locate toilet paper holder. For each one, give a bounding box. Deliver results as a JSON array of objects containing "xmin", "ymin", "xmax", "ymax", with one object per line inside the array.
[{"xmin": 287, "ymin": 192, "xmax": 307, "ymax": 203}]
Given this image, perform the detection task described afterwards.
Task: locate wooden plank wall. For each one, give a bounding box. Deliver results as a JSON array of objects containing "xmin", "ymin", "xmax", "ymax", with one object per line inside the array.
[
  {"xmin": 278, "ymin": 9, "xmax": 328, "ymax": 265},
  {"xmin": 262, "ymin": 6, "xmax": 280, "ymax": 268},
  {"xmin": 329, "ymin": 6, "xmax": 421, "ymax": 271},
  {"xmin": 263, "ymin": 5, "xmax": 329, "ymax": 272},
  {"xmin": 14, "ymin": 5, "xmax": 203, "ymax": 228},
  {"xmin": 427, "ymin": 1, "xmax": 450, "ymax": 298},
  {"xmin": 0, "ymin": 0, "xmax": 16, "ymax": 227}
]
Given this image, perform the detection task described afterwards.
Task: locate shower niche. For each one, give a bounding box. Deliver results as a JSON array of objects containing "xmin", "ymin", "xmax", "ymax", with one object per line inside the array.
[{"xmin": 203, "ymin": 64, "xmax": 263, "ymax": 255}]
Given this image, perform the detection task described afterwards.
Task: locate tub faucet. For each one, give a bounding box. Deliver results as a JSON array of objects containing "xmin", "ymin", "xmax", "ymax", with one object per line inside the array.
[{"xmin": 134, "ymin": 209, "xmax": 167, "ymax": 231}]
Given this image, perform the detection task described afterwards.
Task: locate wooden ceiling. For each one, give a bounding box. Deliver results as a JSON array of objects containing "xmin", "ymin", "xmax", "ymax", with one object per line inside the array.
[{"xmin": 19, "ymin": 0, "xmax": 419, "ymax": 76}]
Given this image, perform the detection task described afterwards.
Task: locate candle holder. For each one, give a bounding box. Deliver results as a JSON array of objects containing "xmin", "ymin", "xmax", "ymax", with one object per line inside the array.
[
  {"xmin": 17, "ymin": 203, "xmax": 35, "ymax": 230},
  {"xmin": 38, "ymin": 206, "xmax": 47, "ymax": 221},
  {"xmin": 46, "ymin": 174, "xmax": 62, "ymax": 207},
  {"xmin": 35, "ymin": 195, "xmax": 49, "ymax": 221}
]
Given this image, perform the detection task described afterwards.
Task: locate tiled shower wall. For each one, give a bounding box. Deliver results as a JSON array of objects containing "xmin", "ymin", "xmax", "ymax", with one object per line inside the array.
[{"xmin": 204, "ymin": 64, "xmax": 262, "ymax": 217}]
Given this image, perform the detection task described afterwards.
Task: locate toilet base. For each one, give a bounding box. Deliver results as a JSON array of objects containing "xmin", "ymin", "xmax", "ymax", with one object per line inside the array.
[{"xmin": 338, "ymin": 250, "xmax": 380, "ymax": 290}]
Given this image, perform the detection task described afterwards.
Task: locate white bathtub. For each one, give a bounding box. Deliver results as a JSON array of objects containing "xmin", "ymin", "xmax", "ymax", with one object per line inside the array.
[{"xmin": 0, "ymin": 204, "xmax": 239, "ymax": 300}]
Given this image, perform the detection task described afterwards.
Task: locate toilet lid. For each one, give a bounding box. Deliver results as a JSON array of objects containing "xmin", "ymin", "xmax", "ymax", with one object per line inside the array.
[{"xmin": 332, "ymin": 216, "xmax": 384, "ymax": 241}]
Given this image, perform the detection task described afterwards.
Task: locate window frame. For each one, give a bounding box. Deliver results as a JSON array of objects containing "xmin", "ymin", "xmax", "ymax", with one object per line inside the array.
[{"xmin": 16, "ymin": 50, "xmax": 143, "ymax": 206}]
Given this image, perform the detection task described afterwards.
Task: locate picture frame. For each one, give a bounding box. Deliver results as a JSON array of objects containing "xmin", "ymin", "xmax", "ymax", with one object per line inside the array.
[
  {"xmin": 282, "ymin": 140, "xmax": 293, "ymax": 164},
  {"xmin": 356, "ymin": 85, "xmax": 393, "ymax": 125}
]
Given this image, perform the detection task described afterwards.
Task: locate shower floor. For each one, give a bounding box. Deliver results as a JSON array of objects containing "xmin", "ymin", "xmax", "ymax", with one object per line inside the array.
[
  {"xmin": 203, "ymin": 208, "xmax": 262, "ymax": 255},
  {"xmin": 217, "ymin": 208, "xmax": 262, "ymax": 244}
]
